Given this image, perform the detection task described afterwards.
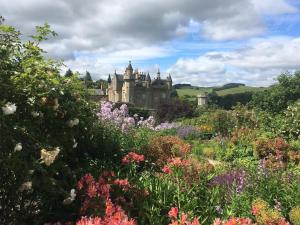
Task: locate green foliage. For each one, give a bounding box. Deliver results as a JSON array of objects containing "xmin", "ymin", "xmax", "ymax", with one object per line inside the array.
[
  {"xmin": 251, "ymin": 71, "xmax": 300, "ymax": 113},
  {"xmin": 84, "ymin": 71, "xmax": 93, "ymax": 88},
  {"xmin": 65, "ymin": 68, "xmax": 73, "ymax": 77},
  {"xmin": 0, "ymin": 21, "xmax": 123, "ymax": 224}
]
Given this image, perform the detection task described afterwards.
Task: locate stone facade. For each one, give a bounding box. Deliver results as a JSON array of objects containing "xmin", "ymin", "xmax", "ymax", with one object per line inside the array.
[
  {"xmin": 107, "ymin": 61, "xmax": 172, "ymax": 109},
  {"xmin": 197, "ymin": 92, "xmax": 208, "ymax": 106}
]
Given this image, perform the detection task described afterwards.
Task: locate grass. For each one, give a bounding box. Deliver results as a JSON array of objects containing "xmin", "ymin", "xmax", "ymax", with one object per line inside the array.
[
  {"xmin": 176, "ymin": 85, "xmax": 267, "ymax": 100},
  {"xmin": 176, "ymin": 87, "xmax": 212, "ymax": 97},
  {"xmin": 216, "ymin": 86, "xmax": 267, "ymax": 96}
]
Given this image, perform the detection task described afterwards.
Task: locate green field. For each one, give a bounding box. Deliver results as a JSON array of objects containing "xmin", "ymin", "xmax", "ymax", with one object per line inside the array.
[
  {"xmin": 216, "ymin": 86, "xmax": 266, "ymax": 96},
  {"xmin": 176, "ymin": 85, "xmax": 266, "ymax": 100}
]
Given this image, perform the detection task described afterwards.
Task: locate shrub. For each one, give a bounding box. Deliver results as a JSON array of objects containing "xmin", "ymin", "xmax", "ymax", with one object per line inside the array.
[
  {"xmin": 289, "ymin": 205, "xmax": 300, "ymax": 225},
  {"xmin": 155, "ymin": 99, "xmax": 194, "ymax": 123},
  {"xmin": 141, "ymin": 136, "xmax": 191, "ymax": 165},
  {"xmin": 0, "ymin": 20, "xmax": 123, "ymax": 224},
  {"xmin": 251, "ymin": 71, "xmax": 300, "ymax": 113}
]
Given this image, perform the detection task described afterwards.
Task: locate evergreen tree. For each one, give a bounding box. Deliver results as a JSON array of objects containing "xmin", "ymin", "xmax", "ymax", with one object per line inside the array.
[
  {"xmin": 65, "ymin": 68, "xmax": 73, "ymax": 77},
  {"xmin": 84, "ymin": 71, "xmax": 93, "ymax": 88}
]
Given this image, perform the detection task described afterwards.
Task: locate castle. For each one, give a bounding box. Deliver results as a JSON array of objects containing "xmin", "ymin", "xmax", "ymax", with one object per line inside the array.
[{"xmin": 107, "ymin": 61, "xmax": 172, "ymax": 109}]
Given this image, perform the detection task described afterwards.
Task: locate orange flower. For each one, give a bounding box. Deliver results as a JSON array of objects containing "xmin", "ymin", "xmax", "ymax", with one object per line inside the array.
[{"xmin": 168, "ymin": 207, "xmax": 179, "ymax": 219}]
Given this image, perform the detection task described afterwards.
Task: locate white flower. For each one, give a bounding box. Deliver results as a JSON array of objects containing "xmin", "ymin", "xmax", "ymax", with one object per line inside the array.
[
  {"xmin": 27, "ymin": 97, "xmax": 35, "ymax": 106},
  {"xmin": 73, "ymin": 139, "xmax": 78, "ymax": 148},
  {"xmin": 70, "ymin": 189, "xmax": 76, "ymax": 200},
  {"xmin": 14, "ymin": 143, "xmax": 22, "ymax": 152},
  {"xmin": 40, "ymin": 147, "xmax": 61, "ymax": 166},
  {"xmin": 2, "ymin": 102, "xmax": 17, "ymax": 115},
  {"xmin": 31, "ymin": 111, "xmax": 40, "ymax": 118},
  {"xmin": 67, "ymin": 118, "xmax": 79, "ymax": 127},
  {"xmin": 19, "ymin": 181, "xmax": 32, "ymax": 192},
  {"xmin": 63, "ymin": 189, "xmax": 76, "ymax": 205}
]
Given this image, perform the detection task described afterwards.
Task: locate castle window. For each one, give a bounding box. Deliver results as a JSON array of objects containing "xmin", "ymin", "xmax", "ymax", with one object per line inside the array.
[{"xmin": 162, "ymin": 93, "xmax": 166, "ymax": 99}]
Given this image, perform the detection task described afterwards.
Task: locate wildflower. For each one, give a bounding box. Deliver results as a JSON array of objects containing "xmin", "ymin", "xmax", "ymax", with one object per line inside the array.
[
  {"xmin": 67, "ymin": 118, "xmax": 80, "ymax": 127},
  {"xmin": 63, "ymin": 189, "xmax": 76, "ymax": 205},
  {"xmin": 14, "ymin": 143, "xmax": 22, "ymax": 152},
  {"xmin": 2, "ymin": 102, "xmax": 16, "ymax": 115},
  {"xmin": 19, "ymin": 181, "xmax": 32, "ymax": 192},
  {"xmin": 122, "ymin": 152, "xmax": 145, "ymax": 165},
  {"xmin": 73, "ymin": 138, "xmax": 78, "ymax": 148},
  {"xmin": 114, "ymin": 179, "xmax": 131, "ymax": 191},
  {"xmin": 162, "ymin": 165, "xmax": 172, "ymax": 174},
  {"xmin": 31, "ymin": 111, "xmax": 40, "ymax": 117},
  {"xmin": 40, "ymin": 147, "xmax": 60, "ymax": 166},
  {"xmin": 168, "ymin": 207, "xmax": 179, "ymax": 219}
]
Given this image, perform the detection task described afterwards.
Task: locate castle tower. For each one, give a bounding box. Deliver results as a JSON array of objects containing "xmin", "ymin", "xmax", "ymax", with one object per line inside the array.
[
  {"xmin": 122, "ymin": 61, "xmax": 135, "ymax": 103},
  {"xmin": 197, "ymin": 92, "xmax": 208, "ymax": 106},
  {"xmin": 146, "ymin": 72, "xmax": 151, "ymax": 88},
  {"xmin": 167, "ymin": 73, "xmax": 172, "ymax": 89},
  {"xmin": 156, "ymin": 68, "xmax": 161, "ymax": 79}
]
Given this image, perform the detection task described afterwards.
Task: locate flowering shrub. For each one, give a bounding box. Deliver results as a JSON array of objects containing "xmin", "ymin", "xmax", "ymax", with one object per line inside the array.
[
  {"xmin": 289, "ymin": 205, "xmax": 300, "ymax": 225},
  {"xmin": 76, "ymin": 200, "xmax": 136, "ymax": 225},
  {"xmin": 97, "ymin": 101, "xmax": 179, "ymax": 132},
  {"xmin": 252, "ymin": 199, "xmax": 290, "ymax": 225},
  {"xmin": 212, "ymin": 217, "xmax": 255, "ymax": 225},
  {"xmin": 209, "ymin": 170, "xmax": 246, "ymax": 196},
  {"xmin": 0, "ymin": 21, "xmax": 122, "ymax": 224},
  {"xmin": 121, "ymin": 152, "xmax": 145, "ymax": 165},
  {"xmin": 76, "ymin": 172, "xmax": 139, "ymax": 222},
  {"xmin": 167, "ymin": 207, "xmax": 200, "ymax": 225},
  {"xmin": 141, "ymin": 136, "xmax": 191, "ymax": 165}
]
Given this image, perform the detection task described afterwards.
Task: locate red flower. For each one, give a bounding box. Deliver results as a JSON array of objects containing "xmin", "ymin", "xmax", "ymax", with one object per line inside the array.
[
  {"xmin": 162, "ymin": 165, "xmax": 172, "ymax": 174},
  {"xmin": 122, "ymin": 152, "xmax": 145, "ymax": 165},
  {"xmin": 168, "ymin": 207, "xmax": 179, "ymax": 219}
]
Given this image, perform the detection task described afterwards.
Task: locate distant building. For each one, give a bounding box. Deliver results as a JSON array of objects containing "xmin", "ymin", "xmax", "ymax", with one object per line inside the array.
[
  {"xmin": 107, "ymin": 61, "xmax": 172, "ymax": 109},
  {"xmin": 197, "ymin": 92, "xmax": 208, "ymax": 106}
]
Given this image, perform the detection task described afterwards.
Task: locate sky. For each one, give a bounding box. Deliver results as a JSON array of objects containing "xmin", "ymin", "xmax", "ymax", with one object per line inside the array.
[{"xmin": 1, "ymin": 0, "xmax": 300, "ymax": 86}]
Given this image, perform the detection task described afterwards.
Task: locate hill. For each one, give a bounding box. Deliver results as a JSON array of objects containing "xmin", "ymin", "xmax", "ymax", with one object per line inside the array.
[{"xmin": 175, "ymin": 83, "xmax": 267, "ymax": 101}]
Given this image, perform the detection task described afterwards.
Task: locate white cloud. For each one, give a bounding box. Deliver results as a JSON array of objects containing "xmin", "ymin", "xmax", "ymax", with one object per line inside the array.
[
  {"xmin": 168, "ymin": 36, "xmax": 300, "ymax": 86},
  {"xmin": 2, "ymin": 0, "xmax": 295, "ymax": 58}
]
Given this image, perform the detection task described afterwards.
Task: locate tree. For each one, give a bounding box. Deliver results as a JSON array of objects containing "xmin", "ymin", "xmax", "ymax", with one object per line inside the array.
[
  {"xmin": 65, "ymin": 68, "xmax": 73, "ymax": 77},
  {"xmin": 84, "ymin": 71, "xmax": 93, "ymax": 88},
  {"xmin": 251, "ymin": 72, "xmax": 300, "ymax": 113}
]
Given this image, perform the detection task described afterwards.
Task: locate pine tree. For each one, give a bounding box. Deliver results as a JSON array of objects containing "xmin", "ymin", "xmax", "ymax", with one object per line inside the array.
[
  {"xmin": 84, "ymin": 71, "xmax": 93, "ymax": 88},
  {"xmin": 65, "ymin": 68, "xmax": 73, "ymax": 77}
]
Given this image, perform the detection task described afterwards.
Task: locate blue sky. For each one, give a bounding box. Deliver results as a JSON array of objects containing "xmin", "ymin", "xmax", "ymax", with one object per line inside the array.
[{"xmin": 1, "ymin": 0, "xmax": 300, "ymax": 86}]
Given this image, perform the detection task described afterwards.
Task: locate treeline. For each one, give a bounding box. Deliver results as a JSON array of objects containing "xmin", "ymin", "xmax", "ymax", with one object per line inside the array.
[
  {"xmin": 212, "ymin": 83, "xmax": 245, "ymax": 91},
  {"xmin": 207, "ymin": 72, "xmax": 300, "ymax": 113},
  {"xmin": 65, "ymin": 69, "xmax": 108, "ymax": 89}
]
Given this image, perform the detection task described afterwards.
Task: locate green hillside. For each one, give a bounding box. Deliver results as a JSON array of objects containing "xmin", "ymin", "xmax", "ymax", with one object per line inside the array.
[
  {"xmin": 216, "ymin": 86, "xmax": 266, "ymax": 96},
  {"xmin": 176, "ymin": 84, "xmax": 267, "ymax": 101}
]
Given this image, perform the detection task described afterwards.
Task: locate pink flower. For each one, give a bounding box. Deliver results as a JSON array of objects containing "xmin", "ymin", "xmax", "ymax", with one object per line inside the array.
[
  {"xmin": 168, "ymin": 207, "xmax": 179, "ymax": 219},
  {"xmin": 162, "ymin": 165, "xmax": 172, "ymax": 174},
  {"xmin": 122, "ymin": 152, "xmax": 145, "ymax": 165}
]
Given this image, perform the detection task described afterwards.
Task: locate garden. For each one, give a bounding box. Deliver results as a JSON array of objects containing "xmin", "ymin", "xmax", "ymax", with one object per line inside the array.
[{"xmin": 1, "ymin": 19, "xmax": 300, "ymax": 225}]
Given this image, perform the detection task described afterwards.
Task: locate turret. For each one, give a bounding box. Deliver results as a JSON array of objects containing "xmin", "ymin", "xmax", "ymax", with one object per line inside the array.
[
  {"xmin": 107, "ymin": 74, "xmax": 112, "ymax": 84},
  {"xmin": 197, "ymin": 92, "xmax": 208, "ymax": 106},
  {"xmin": 167, "ymin": 73, "xmax": 172, "ymax": 89},
  {"xmin": 156, "ymin": 68, "xmax": 161, "ymax": 80},
  {"xmin": 124, "ymin": 61, "xmax": 134, "ymax": 79},
  {"xmin": 146, "ymin": 72, "xmax": 151, "ymax": 88},
  {"xmin": 122, "ymin": 61, "xmax": 135, "ymax": 103}
]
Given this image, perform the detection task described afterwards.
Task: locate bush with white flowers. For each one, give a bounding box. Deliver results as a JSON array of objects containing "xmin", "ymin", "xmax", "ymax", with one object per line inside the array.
[{"xmin": 0, "ymin": 19, "xmax": 123, "ymax": 224}]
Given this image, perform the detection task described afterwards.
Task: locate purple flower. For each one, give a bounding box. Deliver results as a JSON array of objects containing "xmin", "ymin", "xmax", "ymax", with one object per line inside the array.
[
  {"xmin": 209, "ymin": 170, "xmax": 247, "ymax": 195},
  {"xmin": 176, "ymin": 126, "xmax": 198, "ymax": 139}
]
